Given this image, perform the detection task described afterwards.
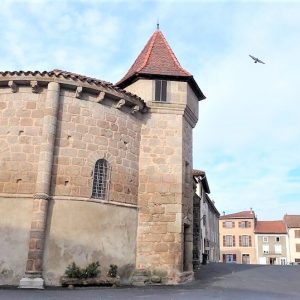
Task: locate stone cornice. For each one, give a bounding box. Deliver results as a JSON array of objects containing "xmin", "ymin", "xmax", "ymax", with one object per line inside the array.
[
  {"xmin": 148, "ymin": 101, "xmax": 198, "ymax": 127},
  {"xmin": 0, "ymin": 72, "xmax": 148, "ymax": 114}
]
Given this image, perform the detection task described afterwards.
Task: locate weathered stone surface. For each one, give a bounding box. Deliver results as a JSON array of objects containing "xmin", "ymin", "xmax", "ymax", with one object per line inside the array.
[{"xmin": 61, "ymin": 276, "xmax": 120, "ymax": 287}]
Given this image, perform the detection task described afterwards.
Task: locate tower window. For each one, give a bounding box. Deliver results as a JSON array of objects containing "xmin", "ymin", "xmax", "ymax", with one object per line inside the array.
[
  {"xmin": 155, "ymin": 80, "xmax": 167, "ymax": 102},
  {"xmin": 92, "ymin": 159, "xmax": 111, "ymax": 200}
]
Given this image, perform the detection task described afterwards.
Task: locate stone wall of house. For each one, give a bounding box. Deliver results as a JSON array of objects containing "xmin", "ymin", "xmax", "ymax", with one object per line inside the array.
[{"xmin": 43, "ymin": 199, "xmax": 137, "ymax": 285}]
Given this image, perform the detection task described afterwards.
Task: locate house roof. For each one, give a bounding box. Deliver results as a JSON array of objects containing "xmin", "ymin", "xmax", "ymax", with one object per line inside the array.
[
  {"xmin": 255, "ymin": 221, "xmax": 287, "ymax": 234},
  {"xmin": 220, "ymin": 210, "xmax": 255, "ymax": 220},
  {"xmin": 116, "ymin": 30, "xmax": 205, "ymax": 100},
  {"xmin": 284, "ymin": 215, "xmax": 300, "ymax": 228},
  {"xmin": 193, "ymin": 169, "xmax": 210, "ymax": 194},
  {"xmin": 0, "ymin": 69, "xmax": 146, "ymax": 108}
]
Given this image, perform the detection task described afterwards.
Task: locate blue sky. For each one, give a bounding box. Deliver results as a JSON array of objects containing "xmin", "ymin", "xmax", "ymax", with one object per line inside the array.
[{"xmin": 1, "ymin": 0, "xmax": 300, "ymax": 220}]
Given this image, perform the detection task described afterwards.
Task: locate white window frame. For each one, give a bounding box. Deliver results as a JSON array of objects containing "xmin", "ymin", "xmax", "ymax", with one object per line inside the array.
[{"xmin": 263, "ymin": 236, "xmax": 268, "ymax": 243}]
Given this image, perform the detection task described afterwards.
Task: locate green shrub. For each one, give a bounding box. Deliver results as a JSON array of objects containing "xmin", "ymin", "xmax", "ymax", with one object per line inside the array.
[
  {"xmin": 108, "ymin": 264, "xmax": 118, "ymax": 278},
  {"xmin": 65, "ymin": 261, "xmax": 100, "ymax": 279},
  {"xmin": 85, "ymin": 261, "xmax": 100, "ymax": 278},
  {"xmin": 65, "ymin": 262, "xmax": 82, "ymax": 278}
]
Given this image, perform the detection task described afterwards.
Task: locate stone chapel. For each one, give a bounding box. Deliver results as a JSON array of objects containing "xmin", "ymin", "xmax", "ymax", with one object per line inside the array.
[{"xmin": 0, "ymin": 28, "xmax": 205, "ymax": 288}]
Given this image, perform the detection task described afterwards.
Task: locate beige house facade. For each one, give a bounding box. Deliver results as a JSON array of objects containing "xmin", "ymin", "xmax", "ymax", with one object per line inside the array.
[
  {"xmin": 284, "ymin": 215, "xmax": 300, "ymax": 265},
  {"xmin": 0, "ymin": 29, "xmax": 206, "ymax": 288},
  {"xmin": 219, "ymin": 210, "xmax": 257, "ymax": 264}
]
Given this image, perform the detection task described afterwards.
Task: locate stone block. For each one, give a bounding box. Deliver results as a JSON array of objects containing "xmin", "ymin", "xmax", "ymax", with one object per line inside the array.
[
  {"xmin": 19, "ymin": 277, "xmax": 44, "ymax": 289},
  {"xmin": 154, "ymin": 243, "xmax": 168, "ymax": 252},
  {"xmin": 150, "ymin": 224, "xmax": 167, "ymax": 234}
]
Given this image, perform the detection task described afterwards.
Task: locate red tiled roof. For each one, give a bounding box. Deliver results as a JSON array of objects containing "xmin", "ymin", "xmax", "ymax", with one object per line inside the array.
[
  {"xmin": 220, "ymin": 210, "xmax": 255, "ymax": 220},
  {"xmin": 116, "ymin": 30, "xmax": 205, "ymax": 100},
  {"xmin": 117, "ymin": 30, "xmax": 191, "ymax": 86},
  {"xmin": 284, "ymin": 215, "xmax": 300, "ymax": 228},
  {"xmin": 255, "ymin": 221, "xmax": 287, "ymax": 234}
]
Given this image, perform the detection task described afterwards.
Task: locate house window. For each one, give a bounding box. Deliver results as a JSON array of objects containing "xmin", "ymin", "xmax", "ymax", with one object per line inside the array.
[
  {"xmin": 275, "ymin": 244, "xmax": 282, "ymax": 254},
  {"xmin": 240, "ymin": 235, "xmax": 251, "ymax": 247},
  {"xmin": 224, "ymin": 235, "xmax": 235, "ymax": 247},
  {"xmin": 223, "ymin": 221, "xmax": 235, "ymax": 228},
  {"xmin": 296, "ymin": 244, "xmax": 300, "ymax": 252},
  {"xmin": 276, "ymin": 237, "xmax": 280, "ymax": 243},
  {"xmin": 263, "ymin": 244, "xmax": 269, "ymax": 254},
  {"xmin": 155, "ymin": 80, "xmax": 167, "ymax": 102},
  {"xmin": 203, "ymin": 215, "xmax": 207, "ymax": 226},
  {"xmin": 239, "ymin": 221, "xmax": 251, "ymax": 228},
  {"xmin": 263, "ymin": 236, "xmax": 268, "ymax": 243},
  {"xmin": 295, "ymin": 230, "xmax": 300, "ymax": 238},
  {"xmin": 91, "ymin": 159, "xmax": 110, "ymax": 200}
]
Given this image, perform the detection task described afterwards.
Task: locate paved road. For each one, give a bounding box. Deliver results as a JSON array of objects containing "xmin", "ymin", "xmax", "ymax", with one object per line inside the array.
[{"xmin": 1, "ymin": 263, "xmax": 300, "ymax": 299}]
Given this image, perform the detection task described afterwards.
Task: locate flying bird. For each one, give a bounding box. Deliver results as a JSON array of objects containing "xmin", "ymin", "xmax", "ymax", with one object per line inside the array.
[{"xmin": 249, "ymin": 55, "xmax": 265, "ymax": 64}]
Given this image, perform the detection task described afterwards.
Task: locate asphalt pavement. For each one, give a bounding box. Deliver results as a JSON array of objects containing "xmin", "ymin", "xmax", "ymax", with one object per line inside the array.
[{"xmin": 1, "ymin": 263, "xmax": 300, "ymax": 300}]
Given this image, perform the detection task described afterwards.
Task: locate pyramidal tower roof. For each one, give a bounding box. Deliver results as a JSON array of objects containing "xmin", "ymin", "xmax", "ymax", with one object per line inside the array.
[{"xmin": 116, "ymin": 29, "xmax": 205, "ymax": 100}]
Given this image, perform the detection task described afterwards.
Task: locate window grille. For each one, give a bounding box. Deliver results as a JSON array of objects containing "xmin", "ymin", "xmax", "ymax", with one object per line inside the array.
[{"xmin": 91, "ymin": 159, "xmax": 111, "ymax": 200}]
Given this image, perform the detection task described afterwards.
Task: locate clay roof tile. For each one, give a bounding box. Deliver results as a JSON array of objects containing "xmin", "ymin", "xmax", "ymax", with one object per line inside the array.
[{"xmin": 255, "ymin": 221, "xmax": 287, "ymax": 234}]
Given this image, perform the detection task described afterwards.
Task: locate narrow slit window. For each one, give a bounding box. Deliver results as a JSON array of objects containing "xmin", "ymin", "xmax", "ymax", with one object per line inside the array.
[
  {"xmin": 155, "ymin": 80, "xmax": 167, "ymax": 102},
  {"xmin": 92, "ymin": 159, "xmax": 110, "ymax": 200}
]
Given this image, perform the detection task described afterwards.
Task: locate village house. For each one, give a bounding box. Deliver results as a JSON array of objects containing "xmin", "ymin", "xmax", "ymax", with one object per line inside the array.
[
  {"xmin": 219, "ymin": 210, "xmax": 257, "ymax": 264},
  {"xmin": 193, "ymin": 170, "xmax": 219, "ymax": 266},
  {"xmin": 255, "ymin": 220, "xmax": 288, "ymax": 265},
  {"xmin": 0, "ymin": 28, "xmax": 206, "ymax": 288},
  {"xmin": 284, "ymin": 215, "xmax": 300, "ymax": 265}
]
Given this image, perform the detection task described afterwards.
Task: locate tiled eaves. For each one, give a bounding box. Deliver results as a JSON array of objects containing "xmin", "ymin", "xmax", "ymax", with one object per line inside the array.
[{"xmin": 0, "ymin": 70, "xmax": 148, "ymax": 113}]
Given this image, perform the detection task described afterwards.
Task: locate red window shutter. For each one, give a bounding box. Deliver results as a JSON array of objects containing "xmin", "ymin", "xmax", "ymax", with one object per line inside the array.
[
  {"xmin": 239, "ymin": 235, "xmax": 242, "ymax": 246},
  {"xmin": 238, "ymin": 222, "xmax": 241, "ymax": 228},
  {"xmin": 223, "ymin": 236, "xmax": 225, "ymax": 246},
  {"xmin": 223, "ymin": 254, "xmax": 226, "ymax": 262},
  {"xmin": 232, "ymin": 221, "xmax": 235, "ymax": 228},
  {"xmin": 233, "ymin": 235, "xmax": 236, "ymax": 246},
  {"xmin": 233, "ymin": 254, "xmax": 237, "ymax": 261},
  {"xmin": 249, "ymin": 236, "xmax": 252, "ymax": 247},
  {"xmin": 223, "ymin": 221, "xmax": 226, "ymax": 228}
]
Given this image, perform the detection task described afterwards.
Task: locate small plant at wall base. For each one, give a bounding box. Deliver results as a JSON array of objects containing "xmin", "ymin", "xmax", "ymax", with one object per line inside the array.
[
  {"xmin": 64, "ymin": 261, "xmax": 100, "ymax": 279},
  {"xmin": 65, "ymin": 262, "xmax": 82, "ymax": 279},
  {"xmin": 108, "ymin": 264, "xmax": 118, "ymax": 278}
]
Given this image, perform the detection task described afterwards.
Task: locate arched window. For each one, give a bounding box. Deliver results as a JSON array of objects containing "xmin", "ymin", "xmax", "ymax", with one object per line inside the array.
[{"xmin": 91, "ymin": 159, "xmax": 110, "ymax": 200}]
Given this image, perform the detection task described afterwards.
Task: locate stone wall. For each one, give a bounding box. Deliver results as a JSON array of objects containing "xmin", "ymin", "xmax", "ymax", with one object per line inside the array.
[
  {"xmin": 0, "ymin": 197, "xmax": 32, "ymax": 285},
  {"xmin": 43, "ymin": 199, "xmax": 137, "ymax": 285},
  {"xmin": 0, "ymin": 86, "xmax": 45, "ymax": 195},
  {"xmin": 0, "ymin": 79, "xmax": 142, "ymax": 286},
  {"xmin": 52, "ymin": 89, "xmax": 141, "ymax": 205},
  {"xmin": 137, "ymin": 110, "xmax": 184, "ymax": 278}
]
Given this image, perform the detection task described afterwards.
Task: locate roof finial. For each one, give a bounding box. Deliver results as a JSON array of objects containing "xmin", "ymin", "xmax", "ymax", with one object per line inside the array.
[{"xmin": 156, "ymin": 18, "xmax": 159, "ymax": 30}]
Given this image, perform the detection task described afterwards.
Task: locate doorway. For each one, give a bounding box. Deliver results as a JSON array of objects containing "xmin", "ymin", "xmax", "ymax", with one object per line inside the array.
[
  {"xmin": 242, "ymin": 254, "xmax": 250, "ymax": 264},
  {"xmin": 269, "ymin": 257, "xmax": 276, "ymax": 265}
]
